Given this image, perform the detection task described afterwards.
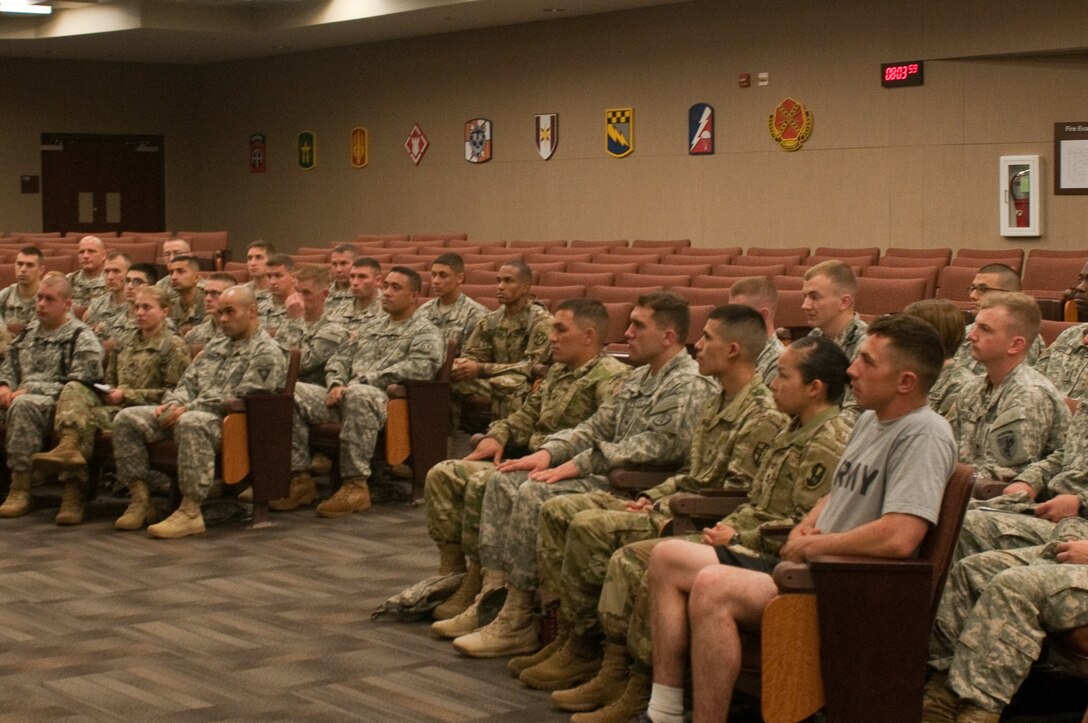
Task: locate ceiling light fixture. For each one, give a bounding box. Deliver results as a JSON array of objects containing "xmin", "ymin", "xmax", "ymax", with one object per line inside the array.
[{"xmin": 0, "ymin": 3, "xmax": 52, "ymax": 15}]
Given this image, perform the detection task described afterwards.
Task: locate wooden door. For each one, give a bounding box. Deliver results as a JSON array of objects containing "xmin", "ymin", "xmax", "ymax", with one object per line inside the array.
[{"xmin": 40, "ymin": 133, "xmax": 165, "ymax": 234}]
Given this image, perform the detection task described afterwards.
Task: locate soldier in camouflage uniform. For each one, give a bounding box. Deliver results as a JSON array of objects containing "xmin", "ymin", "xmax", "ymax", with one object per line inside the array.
[
  {"xmin": 0, "ymin": 247, "xmax": 43, "ymax": 328},
  {"xmin": 451, "ymin": 261, "xmax": 552, "ymax": 424},
  {"xmin": 0, "ymin": 275, "xmax": 104, "ymax": 522},
  {"xmin": 291, "ymin": 267, "xmax": 444, "ymax": 518},
  {"xmin": 243, "ymin": 241, "xmax": 276, "ymax": 319},
  {"xmin": 266, "ymin": 265, "xmax": 349, "ymax": 511},
  {"xmin": 66, "ymin": 235, "xmax": 108, "ymax": 307},
  {"xmin": 110, "ymin": 285, "xmax": 285, "ymax": 539},
  {"xmin": 729, "ymin": 276, "xmax": 786, "ymax": 385},
  {"xmin": 515, "ymin": 305, "xmax": 789, "ymax": 691},
  {"xmin": 418, "ymin": 253, "xmax": 487, "ymax": 354},
  {"xmin": 551, "ymin": 337, "xmax": 852, "ymax": 720},
  {"xmin": 449, "ymin": 292, "xmax": 716, "ymax": 660},
  {"xmin": 183, "ymin": 273, "xmax": 235, "ymax": 346},
  {"xmin": 166, "ymin": 256, "xmax": 206, "ymax": 333},
  {"xmin": 925, "ymin": 518, "xmax": 1088, "ymax": 723},
  {"xmin": 31, "ymin": 286, "xmax": 190, "ymax": 527},
  {"xmin": 259, "ymin": 254, "xmax": 296, "ymax": 335},
  {"xmin": 324, "ymin": 256, "xmax": 384, "ymax": 334},
  {"xmin": 948, "ymin": 293, "xmax": 1068, "ymax": 483},
  {"xmin": 1035, "ymin": 321, "xmax": 1088, "ymax": 401},
  {"xmin": 324, "ymin": 243, "xmax": 358, "ymax": 321},
  {"xmin": 426, "ymin": 298, "xmax": 631, "ymax": 626},
  {"xmin": 84, "ymin": 250, "xmax": 132, "ymax": 341},
  {"xmin": 801, "ymin": 260, "xmax": 867, "ymax": 423},
  {"xmin": 904, "ymin": 299, "xmax": 977, "ymax": 418},
  {"xmin": 952, "ymin": 264, "xmax": 1046, "ymax": 373},
  {"xmin": 154, "ymin": 237, "xmax": 192, "ymax": 295}
]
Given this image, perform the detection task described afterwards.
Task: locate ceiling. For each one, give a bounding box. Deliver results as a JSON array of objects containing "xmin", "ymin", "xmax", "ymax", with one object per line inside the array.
[{"xmin": 0, "ymin": 0, "xmax": 694, "ymax": 65}]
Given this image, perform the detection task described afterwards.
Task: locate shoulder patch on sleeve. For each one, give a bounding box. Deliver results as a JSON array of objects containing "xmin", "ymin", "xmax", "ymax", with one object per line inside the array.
[{"xmin": 806, "ymin": 462, "xmax": 827, "ymax": 489}]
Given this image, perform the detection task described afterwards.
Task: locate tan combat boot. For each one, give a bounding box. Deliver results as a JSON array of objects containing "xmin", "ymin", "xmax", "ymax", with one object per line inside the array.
[
  {"xmin": 922, "ymin": 671, "xmax": 959, "ymax": 723},
  {"xmin": 519, "ymin": 632, "xmax": 601, "ymax": 691},
  {"xmin": 269, "ymin": 472, "xmax": 317, "ymax": 511},
  {"xmin": 54, "ymin": 480, "xmax": 84, "ymax": 525},
  {"xmin": 315, "ymin": 477, "xmax": 371, "ymax": 518},
  {"xmin": 115, "ymin": 480, "xmax": 154, "ymax": 531},
  {"xmin": 31, "ymin": 428, "xmax": 85, "ymax": 475},
  {"xmin": 509, "ymin": 622, "xmax": 568, "ymax": 677},
  {"xmin": 552, "ymin": 642, "xmax": 630, "ymax": 712},
  {"xmin": 147, "ymin": 496, "xmax": 205, "ymax": 539},
  {"xmin": 310, "ymin": 452, "xmax": 333, "ymax": 476},
  {"xmin": 955, "ymin": 705, "xmax": 1001, "ymax": 723},
  {"xmin": 438, "ymin": 542, "xmax": 468, "ymax": 575},
  {"xmin": 570, "ymin": 671, "xmax": 650, "ymax": 723},
  {"xmin": 434, "ymin": 559, "xmax": 482, "ymax": 620},
  {"xmin": 452, "ymin": 586, "xmax": 539, "ymax": 658},
  {"xmin": 0, "ymin": 470, "xmax": 33, "ymax": 518},
  {"xmin": 432, "ymin": 569, "xmax": 506, "ymax": 639}
]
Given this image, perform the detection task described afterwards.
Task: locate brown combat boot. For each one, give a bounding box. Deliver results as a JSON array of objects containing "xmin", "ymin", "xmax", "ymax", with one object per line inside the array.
[
  {"xmin": 552, "ymin": 643, "xmax": 630, "ymax": 712},
  {"xmin": 569, "ymin": 670, "xmax": 649, "ymax": 722},
  {"xmin": 434, "ymin": 560, "xmax": 482, "ymax": 620},
  {"xmin": 147, "ymin": 496, "xmax": 205, "ymax": 539},
  {"xmin": 955, "ymin": 705, "xmax": 1001, "ymax": 723},
  {"xmin": 519, "ymin": 632, "xmax": 601, "ymax": 691},
  {"xmin": 315, "ymin": 478, "xmax": 371, "ymax": 518},
  {"xmin": 922, "ymin": 671, "xmax": 959, "ymax": 723},
  {"xmin": 115, "ymin": 480, "xmax": 154, "ymax": 531},
  {"xmin": 438, "ymin": 542, "xmax": 468, "ymax": 575},
  {"xmin": 269, "ymin": 472, "xmax": 317, "ymax": 511},
  {"xmin": 509, "ymin": 622, "xmax": 568, "ymax": 677},
  {"xmin": 54, "ymin": 480, "xmax": 84, "ymax": 525},
  {"xmin": 31, "ymin": 428, "xmax": 86, "ymax": 475},
  {"xmin": 452, "ymin": 587, "xmax": 539, "ymax": 658},
  {"xmin": 432, "ymin": 569, "xmax": 506, "ymax": 639},
  {"xmin": 0, "ymin": 470, "xmax": 33, "ymax": 518}
]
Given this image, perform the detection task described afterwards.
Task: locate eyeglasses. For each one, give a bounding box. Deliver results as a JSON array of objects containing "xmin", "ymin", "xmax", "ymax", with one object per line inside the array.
[
  {"xmin": 124, "ymin": 278, "xmax": 148, "ymax": 286},
  {"xmin": 966, "ymin": 284, "xmax": 1007, "ymax": 295}
]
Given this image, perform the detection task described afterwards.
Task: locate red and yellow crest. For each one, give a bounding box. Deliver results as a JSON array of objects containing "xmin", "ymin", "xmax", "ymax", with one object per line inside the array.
[
  {"xmin": 768, "ymin": 97, "xmax": 813, "ymax": 152},
  {"xmin": 350, "ymin": 127, "xmax": 368, "ymax": 168}
]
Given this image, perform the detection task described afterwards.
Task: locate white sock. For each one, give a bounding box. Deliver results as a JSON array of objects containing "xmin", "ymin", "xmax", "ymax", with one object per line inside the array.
[{"xmin": 646, "ymin": 683, "xmax": 684, "ymax": 723}]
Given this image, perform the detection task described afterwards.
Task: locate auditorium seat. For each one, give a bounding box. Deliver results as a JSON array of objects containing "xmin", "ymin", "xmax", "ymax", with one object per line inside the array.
[
  {"xmin": 631, "ymin": 239, "xmax": 692, "ymax": 249},
  {"xmin": 541, "ymin": 270, "xmax": 615, "ymax": 288},
  {"xmin": 747, "ymin": 245, "xmax": 810, "ymax": 260},
  {"xmin": 616, "ymin": 272, "xmax": 690, "ymax": 288},
  {"xmin": 884, "ymin": 247, "xmax": 952, "ymax": 264},
  {"xmin": 570, "ymin": 239, "xmax": 628, "ymax": 249},
  {"xmin": 510, "ymin": 239, "xmax": 567, "ymax": 249},
  {"xmin": 661, "ymin": 253, "xmax": 734, "ymax": 267},
  {"xmin": 773, "ymin": 275, "xmax": 804, "ymax": 290},
  {"xmin": 64, "ymin": 231, "xmax": 117, "ymax": 240},
  {"xmin": 713, "ymin": 263, "xmax": 787, "ymax": 277},
  {"xmin": 855, "ymin": 277, "xmax": 927, "ymax": 315},
  {"xmin": 357, "ymin": 233, "xmax": 409, "ymax": 243},
  {"xmin": 592, "ymin": 252, "xmax": 661, "ymax": 265},
  {"xmin": 863, "ymin": 264, "xmax": 940, "ymax": 298},
  {"xmin": 600, "ymin": 247, "xmax": 666, "ymax": 259},
  {"xmin": 463, "ymin": 269, "xmax": 499, "ymax": 285},
  {"xmin": 588, "ymin": 286, "xmax": 662, "ymax": 303},
  {"xmin": 419, "ymin": 244, "xmax": 477, "ymax": 256},
  {"xmin": 569, "ymin": 261, "xmax": 640, "ymax": 274},
  {"xmin": 289, "ymin": 253, "xmax": 328, "ymax": 266},
  {"xmin": 294, "ymin": 246, "xmax": 330, "ymax": 258},
  {"xmin": 687, "ymin": 305, "xmax": 714, "ymax": 344},
  {"xmin": 411, "ymin": 233, "xmax": 467, "ymax": 242},
  {"xmin": 951, "ymin": 249, "xmax": 1023, "ymax": 274},
  {"xmin": 879, "ymin": 255, "xmax": 951, "ymax": 269},
  {"xmin": 814, "ymin": 246, "xmax": 880, "ymax": 265},
  {"xmin": 1022, "ymin": 254, "xmax": 1087, "ymax": 298},
  {"xmin": 775, "ymin": 289, "xmax": 807, "ymax": 329},
  {"xmin": 477, "ymin": 246, "xmax": 530, "ymax": 258},
  {"xmin": 389, "ymin": 253, "xmax": 434, "ymax": 265},
  {"xmin": 0, "ymin": 264, "xmax": 15, "ymax": 289},
  {"xmin": 936, "ymin": 265, "xmax": 978, "ymax": 306},
  {"xmin": 733, "ymin": 254, "xmax": 804, "ymax": 267},
  {"xmin": 452, "ymin": 239, "xmax": 505, "ymax": 249},
  {"xmin": 640, "ymin": 262, "xmax": 712, "ymax": 276},
  {"xmin": 524, "ymin": 261, "xmax": 567, "ymax": 274},
  {"xmin": 533, "ymin": 285, "xmax": 586, "ymax": 308},
  {"xmin": 41, "ymin": 256, "xmax": 74, "ymax": 273},
  {"xmin": 538, "ymin": 250, "xmax": 594, "ymax": 262},
  {"xmin": 476, "ymin": 297, "xmax": 501, "ymax": 310},
  {"xmin": 804, "ymin": 254, "xmax": 874, "ymax": 271},
  {"xmin": 459, "ymin": 284, "xmax": 497, "ymax": 301},
  {"xmin": 602, "ymin": 302, "xmax": 635, "ymax": 345},
  {"xmin": 673, "ymin": 286, "xmax": 730, "ymax": 307},
  {"xmin": 385, "ymin": 260, "xmax": 427, "ymax": 272},
  {"xmin": 462, "ymin": 261, "xmax": 497, "ymax": 271},
  {"xmin": 1026, "ymin": 248, "xmax": 1088, "ymax": 259},
  {"xmin": 786, "ymin": 264, "xmax": 862, "ymax": 278},
  {"xmin": 692, "ymin": 275, "xmax": 747, "ymax": 289},
  {"xmin": 676, "ymin": 246, "xmax": 742, "ymax": 259},
  {"xmin": 1040, "ymin": 319, "xmax": 1077, "ymax": 346},
  {"xmin": 109, "ymin": 241, "xmax": 157, "ymax": 264}
]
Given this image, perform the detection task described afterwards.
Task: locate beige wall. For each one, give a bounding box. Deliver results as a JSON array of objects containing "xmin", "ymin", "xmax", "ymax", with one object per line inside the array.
[{"xmin": 5, "ymin": 0, "xmax": 1088, "ymax": 255}]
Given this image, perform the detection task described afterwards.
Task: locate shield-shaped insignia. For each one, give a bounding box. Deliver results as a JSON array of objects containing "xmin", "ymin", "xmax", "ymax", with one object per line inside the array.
[
  {"xmin": 405, "ymin": 123, "xmax": 429, "ymax": 165},
  {"xmin": 350, "ymin": 127, "xmax": 368, "ymax": 168},
  {"xmin": 465, "ymin": 119, "xmax": 492, "ymax": 163},
  {"xmin": 768, "ymin": 97, "xmax": 813, "ymax": 152},
  {"xmin": 688, "ymin": 103, "xmax": 714, "ymax": 155},
  {"xmin": 297, "ymin": 131, "xmax": 316, "ymax": 170},
  {"xmin": 535, "ymin": 113, "xmax": 558, "ymax": 160},
  {"xmin": 605, "ymin": 107, "xmax": 633, "ymax": 158},
  {"xmin": 249, "ymin": 133, "xmax": 266, "ymax": 173}
]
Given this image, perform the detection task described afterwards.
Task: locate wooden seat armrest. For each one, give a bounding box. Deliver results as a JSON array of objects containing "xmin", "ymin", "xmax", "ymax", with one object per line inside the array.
[
  {"xmin": 668, "ymin": 490, "xmax": 747, "ymax": 517},
  {"xmin": 759, "ymin": 523, "xmax": 794, "ymax": 543},
  {"xmin": 608, "ymin": 466, "xmax": 676, "ymax": 491},
  {"xmin": 809, "ymin": 554, "xmax": 934, "ymax": 575},
  {"xmin": 387, "ymin": 383, "xmax": 407, "ymax": 399},
  {"xmin": 972, "ymin": 479, "xmax": 1008, "ymax": 499},
  {"xmin": 772, "ymin": 561, "xmax": 814, "ymax": 593},
  {"xmin": 222, "ymin": 398, "xmax": 246, "ymax": 414}
]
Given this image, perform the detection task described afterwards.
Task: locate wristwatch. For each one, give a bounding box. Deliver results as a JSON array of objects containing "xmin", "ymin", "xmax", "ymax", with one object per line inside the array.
[
  {"xmin": 729, "ymin": 532, "xmax": 742, "ymax": 547},
  {"xmin": 1079, "ymin": 498, "xmax": 1088, "ymax": 520}
]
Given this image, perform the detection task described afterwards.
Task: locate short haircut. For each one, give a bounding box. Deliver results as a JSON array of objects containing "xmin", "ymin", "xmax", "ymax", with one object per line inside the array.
[
  {"xmin": 387, "ymin": 265, "xmax": 422, "ymax": 292},
  {"xmin": 352, "ymin": 256, "xmax": 382, "ymax": 273},
  {"xmin": 247, "ymin": 240, "xmax": 275, "ymax": 254},
  {"xmin": 129, "ymin": 263, "xmax": 158, "ymax": 283},
  {"xmin": 977, "ymin": 263, "xmax": 1021, "ymax": 291},
  {"xmin": 168, "ymin": 255, "xmax": 201, "ymax": 272},
  {"xmin": 17, "ymin": 247, "xmax": 43, "ymax": 261},
  {"xmin": 729, "ymin": 276, "xmax": 778, "ymax": 311},
  {"xmin": 499, "ymin": 260, "xmax": 532, "ymax": 282},
  {"xmin": 904, "ymin": 299, "xmax": 966, "ymax": 360},
  {"xmin": 556, "ymin": 297, "xmax": 609, "ymax": 343},
  {"xmin": 39, "ymin": 273, "xmax": 72, "ymax": 299},
  {"xmin": 978, "ymin": 291, "xmax": 1041, "ymax": 344},
  {"xmin": 788, "ymin": 336, "xmax": 851, "ymax": 404},
  {"xmin": 294, "ymin": 264, "xmax": 330, "ymax": 286},
  {"xmin": 433, "ymin": 252, "xmax": 466, "ymax": 274},
  {"xmin": 223, "ymin": 284, "xmax": 257, "ymax": 307},
  {"xmin": 134, "ymin": 285, "xmax": 172, "ymax": 310},
  {"xmin": 636, "ymin": 290, "xmax": 690, "ymax": 342},
  {"xmin": 105, "ymin": 250, "xmax": 132, "ymax": 266},
  {"xmin": 707, "ymin": 304, "xmax": 768, "ymax": 363},
  {"xmin": 866, "ymin": 314, "xmax": 945, "ymax": 394},
  {"xmin": 205, "ymin": 271, "xmax": 237, "ymax": 286},
  {"xmin": 331, "ymin": 243, "xmax": 358, "ymax": 257},
  {"xmin": 266, "ymin": 253, "xmax": 295, "ymax": 270},
  {"xmin": 163, "ymin": 237, "xmax": 191, "ymax": 251},
  {"xmin": 804, "ymin": 259, "xmax": 858, "ymax": 296}
]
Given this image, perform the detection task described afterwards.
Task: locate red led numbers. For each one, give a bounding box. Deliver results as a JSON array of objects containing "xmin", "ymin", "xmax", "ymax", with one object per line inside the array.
[{"xmin": 881, "ymin": 61, "xmax": 924, "ymax": 88}]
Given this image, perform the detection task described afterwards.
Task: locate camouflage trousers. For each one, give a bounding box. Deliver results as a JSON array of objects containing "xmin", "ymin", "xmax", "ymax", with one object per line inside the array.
[
  {"xmin": 5, "ymin": 393, "xmax": 57, "ymax": 471},
  {"xmin": 452, "ymin": 375, "xmax": 530, "ymax": 427},
  {"xmin": 537, "ymin": 491, "xmax": 666, "ymax": 635},
  {"xmin": 930, "ymin": 541, "xmax": 1088, "ymax": 712},
  {"xmin": 112, "ymin": 406, "xmax": 221, "ymax": 501},
  {"xmin": 450, "ymin": 379, "xmax": 491, "ymax": 430},
  {"xmin": 425, "ymin": 459, "xmax": 496, "ymax": 555},
  {"xmin": 53, "ymin": 381, "xmax": 120, "ymax": 459},
  {"xmin": 291, "ymin": 381, "xmax": 387, "ymax": 480},
  {"xmin": 956, "ymin": 508, "xmax": 1056, "ymax": 560},
  {"xmin": 478, "ymin": 470, "xmax": 608, "ymax": 590}
]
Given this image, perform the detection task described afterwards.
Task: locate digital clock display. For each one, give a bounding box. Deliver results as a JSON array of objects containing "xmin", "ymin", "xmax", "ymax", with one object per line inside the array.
[{"xmin": 881, "ymin": 61, "xmax": 924, "ymax": 88}]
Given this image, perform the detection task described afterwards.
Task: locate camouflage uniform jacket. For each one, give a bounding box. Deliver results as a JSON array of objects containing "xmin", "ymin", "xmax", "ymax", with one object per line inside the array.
[
  {"xmin": 756, "ymin": 335, "xmax": 786, "ymax": 386},
  {"xmin": 325, "ymin": 283, "xmax": 354, "ymax": 320},
  {"xmin": 0, "ymin": 284, "xmax": 36, "ymax": 326},
  {"xmin": 105, "ymin": 326, "xmax": 191, "ymax": 406},
  {"xmin": 0, "ymin": 316, "xmax": 103, "ymax": 397},
  {"xmin": 418, "ymin": 292, "xmax": 488, "ymax": 354},
  {"xmin": 461, "ymin": 301, "xmax": 553, "ymax": 380},
  {"xmin": 243, "ymin": 281, "xmax": 275, "ymax": 320},
  {"xmin": 953, "ymin": 324, "xmax": 1046, "ymax": 375},
  {"xmin": 539, "ymin": 351, "xmax": 717, "ymax": 478},
  {"xmin": 950, "ymin": 361, "xmax": 1070, "ymax": 481},
  {"xmin": 640, "ymin": 375, "xmax": 788, "ymax": 505},
  {"xmin": 808, "ymin": 314, "xmax": 868, "ymax": 360},
  {"xmin": 84, "ymin": 294, "xmax": 129, "ymax": 340},
  {"xmin": 276, "ymin": 315, "xmax": 349, "ymax": 386},
  {"xmin": 485, "ymin": 352, "xmax": 631, "ymax": 452},
  {"xmin": 325, "ymin": 312, "xmax": 444, "ymax": 391},
  {"xmin": 327, "ymin": 297, "xmax": 382, "ymax": 336},
  {"xmin": 170, "ymin": 288, "xmax": 206, "ymax": 331},
  {"xmin": 1014, "ymin": 404, "xmax": 1088, "ymax": 503},
  {"xmin": 162, "ymin": 329, "xmax": 285, "ymax": 416},
  {"xmin": 66, "ymin": 270, "xmax": 107, "ymax": 307},
  {"xmin": 184, "ymin": 317, "xmax": 219, "ymax": 346},
  {"xmin": 929, "ymin": 362, "xmax": 978, "ymax": 418},
  {"xmin": 726, "ymin": 406, "xmax": 852, "ymax": 554},
  {"xmin": 260, "ymin": 298, "xmax": 288, "ymax": 336},
  {"xmin": 1034, "ymin": 322, "xmax": 1088, "ymax": 401}
]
